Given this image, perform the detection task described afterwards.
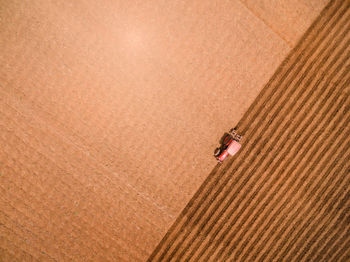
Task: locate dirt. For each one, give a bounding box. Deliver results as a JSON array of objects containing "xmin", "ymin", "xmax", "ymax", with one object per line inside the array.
[
  {"xmin": 0, "ymin": 0, "xmax": 328, "ymax": 261},
  {"xmin": 148, "ymin": 1, "xmax": 350, "ymax": 261}
]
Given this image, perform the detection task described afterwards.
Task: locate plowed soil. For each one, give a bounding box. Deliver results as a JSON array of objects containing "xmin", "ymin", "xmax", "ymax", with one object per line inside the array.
[
  {"xmin": 149, "ymin": 0, "xmax": 350, "ymax": 261},
  {"xmin": 0, "ymin": 0, "xmax": 330, "ymax": 261}
]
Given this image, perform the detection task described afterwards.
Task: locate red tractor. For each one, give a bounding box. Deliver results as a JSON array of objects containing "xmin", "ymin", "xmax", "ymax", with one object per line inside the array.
[{"xmin": 214, "ymin": 128, "xmax": 242, "ymax": 163}]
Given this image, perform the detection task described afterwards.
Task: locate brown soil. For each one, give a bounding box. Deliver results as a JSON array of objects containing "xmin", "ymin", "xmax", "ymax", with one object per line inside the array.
[
  {"xmin": 241, "ymin": 0, "xmax": 329, "ymax": 47},
  {"xmin": 0, "ymin": 0, "xmax": 329, "ymax": 261},
  {"xmin": 148, "ymin": 0, "xmax": 350, "ymax": 261}
]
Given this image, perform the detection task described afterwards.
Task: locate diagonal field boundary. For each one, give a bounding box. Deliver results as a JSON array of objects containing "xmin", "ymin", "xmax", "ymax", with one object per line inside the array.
[{"xmin": 148, "ymin": 0, "xmax": 350, "ymax": 261}]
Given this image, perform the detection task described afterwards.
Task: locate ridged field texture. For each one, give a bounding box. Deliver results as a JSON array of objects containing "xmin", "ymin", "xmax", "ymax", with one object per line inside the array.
[
  {"xmin": 148, "ymin": 0, "xmax": 350, "ymax": 261},
  {"xmin": 1, "ymin": 0, "xmax": 292, "ymax": 261}
]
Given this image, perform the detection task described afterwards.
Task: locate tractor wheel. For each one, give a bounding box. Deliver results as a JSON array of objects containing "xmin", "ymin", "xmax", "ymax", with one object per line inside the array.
[
  {"xmin": 222, "ymin": 134, "xmax": 232, "ymax": 146},
  {"xmin": 214, "ymin": 148, "xmax": 221, "ymax": 157}
]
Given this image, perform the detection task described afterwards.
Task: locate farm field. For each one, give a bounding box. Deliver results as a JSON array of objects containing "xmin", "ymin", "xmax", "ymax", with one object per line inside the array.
[
  {"xmin": 149, "ymin": 1, "xmax": 350, "ymax": 261},
  {"xmin": 0, "ymin": 0, "xmax": 337, "ymax": 261}
]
